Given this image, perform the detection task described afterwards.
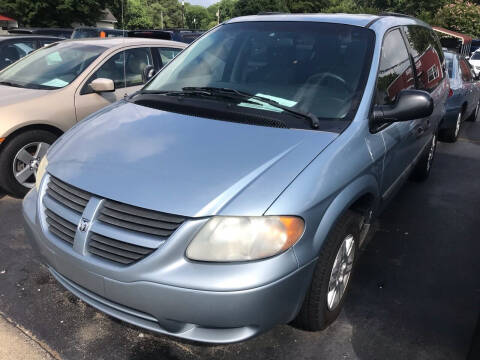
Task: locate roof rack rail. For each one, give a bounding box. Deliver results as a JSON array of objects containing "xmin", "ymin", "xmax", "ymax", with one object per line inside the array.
[
  {"xmin": 257, "ymin": 12, "xmax": 288, "ymax": 15},
  {"xmin": 379, "ymin": 12, "xmax": 415, "ymax": 18}
]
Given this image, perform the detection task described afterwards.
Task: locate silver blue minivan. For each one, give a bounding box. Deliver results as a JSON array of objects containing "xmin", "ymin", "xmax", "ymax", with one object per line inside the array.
[{"xmin": 23, "ymin": 13, "xmax": 448, "ymax": 343}]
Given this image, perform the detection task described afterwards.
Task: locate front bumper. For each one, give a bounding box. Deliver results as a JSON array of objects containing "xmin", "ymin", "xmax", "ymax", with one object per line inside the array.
[{"xmin": 22, "ymin": 188, "xmax": 316, "ymax": 343}]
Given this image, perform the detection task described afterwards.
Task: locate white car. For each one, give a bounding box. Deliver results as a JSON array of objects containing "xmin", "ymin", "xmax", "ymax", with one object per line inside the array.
[{"xmin": 468, "ymin": 51, "xmax": 480, "ymax": 75}]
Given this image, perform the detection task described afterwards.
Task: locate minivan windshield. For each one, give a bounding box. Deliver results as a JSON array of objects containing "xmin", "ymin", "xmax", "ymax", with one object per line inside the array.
[
  {"xmin": 0, "ymin": 42, "xmax": 106, "ymax": 89},
  {"xmin": 143, "ymin": 22, "xmax": 375, "ymax": 123}
]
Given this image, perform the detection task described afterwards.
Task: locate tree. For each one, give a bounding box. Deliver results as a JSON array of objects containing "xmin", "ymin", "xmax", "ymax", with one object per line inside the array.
[
  {"xmin": 0, "ymin": 0, "xmax": 110, "ymax": 27},
  {"xmin": 435, "ymin": 0, "xmax": 480, "ymax": 36},
  {"xmin": 185, "ymin": 3, "xmax": 210, "ymax": 29},
  {"xmin": 233, "ymin": 0, "xmax": 289, "ymax": 17}
]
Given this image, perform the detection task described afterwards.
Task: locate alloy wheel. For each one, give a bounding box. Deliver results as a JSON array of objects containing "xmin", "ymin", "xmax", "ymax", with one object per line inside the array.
[
  {"xmin": 454, "ymin": 112, "xmax": 461, "ymax": 138},
  {"xmin": 12, "ymin": 142, "xmax": 50, "ymax": 188},
  {"xmin": 327, "ymin": 234, "xmax": 355, "ymax": 310},
  {"xmin": 426, "ymin": 134, "xmax": 437, "ymax": 172}
]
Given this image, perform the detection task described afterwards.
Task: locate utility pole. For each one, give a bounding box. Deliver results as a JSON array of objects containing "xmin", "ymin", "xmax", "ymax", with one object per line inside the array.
[
  {"xmin": 182, "ymin": 1, "xmax": 185, "ymax": 29},
  {"xmin": 160, "ymin": 10, "xmax": 164, "ymax": 30},
  {"xmin": 216, "ymin": 8, "xmax": 220, "ymax": 24},
  {"xmin": 193, "ymin": 18, "xmax": 196, "ymax": 30}
]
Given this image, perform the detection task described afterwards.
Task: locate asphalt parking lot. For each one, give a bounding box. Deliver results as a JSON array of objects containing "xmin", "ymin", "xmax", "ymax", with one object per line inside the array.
[{"xmin": 1, "ymin": 123, "xmax": 480, "ymax": 360}]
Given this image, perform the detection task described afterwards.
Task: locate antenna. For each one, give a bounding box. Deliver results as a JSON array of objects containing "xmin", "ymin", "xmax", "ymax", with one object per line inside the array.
[{"xmin": 122, "ymin": 0, "xmax": 127, "ymax": 93}]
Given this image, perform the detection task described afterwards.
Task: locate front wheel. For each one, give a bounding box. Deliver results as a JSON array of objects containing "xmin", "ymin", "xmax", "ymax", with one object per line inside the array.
[
  {"xmin": 467, "ymin": 101, "xmax": 479, "ymax": 122},
  {"xmin": 292, "ymin": 211, "xmax": 360, "ymax": 331},
  {"xmin": 0, "ymin": 130, "xmax": 57, "ymax": 198},
  {"xmin": 411, "ymin": 133, "xmax": 437, "ymax": 182},
  {"xmin": 439, "ymin": 111, "xmax": 462, "ymax": 143}
]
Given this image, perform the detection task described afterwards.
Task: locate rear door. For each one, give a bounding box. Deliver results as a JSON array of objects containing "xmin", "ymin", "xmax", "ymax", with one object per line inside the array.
[
  {"xmin": 74, "ymin": 47, "xmax": 153, "ymax": 121},
  {"xmin": 376, "ymin": 28, "xmax": 423, "ymax": 200}
]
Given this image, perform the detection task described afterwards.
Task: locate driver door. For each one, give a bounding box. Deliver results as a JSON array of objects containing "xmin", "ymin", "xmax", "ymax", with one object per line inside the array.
[
  {"xmin": 375, "ymin": 28, "xmax": 423, "ymax": 200},
  {"xmin": 74, "ymin": 47, "xmax": 153, "ymax": 121}
]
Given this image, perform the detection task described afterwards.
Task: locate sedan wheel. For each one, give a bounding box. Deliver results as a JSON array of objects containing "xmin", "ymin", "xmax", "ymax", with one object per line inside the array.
[
  {"xmin": 0, "ymin": 130, "xmax": 57, "ymax": 198},
  {"xmin": 454, "ymin": 112, "xmax": 461, "ymax": 138},
  {"xmin": 12, "ymin": 142, "xmax": 50, "ymax": 189}
]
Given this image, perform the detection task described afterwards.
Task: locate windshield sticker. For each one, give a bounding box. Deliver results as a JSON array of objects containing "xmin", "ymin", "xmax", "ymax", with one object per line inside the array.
[
  {"xmin": 41, "ymin": 78, "xmax": 69, "ymax": 88},
  {"xmin": 238, "ymin": 94, "xmax": 297, "ymax": 112}
]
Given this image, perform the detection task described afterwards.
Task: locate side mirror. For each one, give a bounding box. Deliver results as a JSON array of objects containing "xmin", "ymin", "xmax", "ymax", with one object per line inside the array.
[
  {"xmin": 373, "ymin": 90, "xmax": 434, "ymax": 124},
  {"xmin": 142, "ymin": 65, "xmax": 156, "ymax": 83},
  {"xmin": 89, "ymin": 78, "xmax": 115, "ymax": 93}
]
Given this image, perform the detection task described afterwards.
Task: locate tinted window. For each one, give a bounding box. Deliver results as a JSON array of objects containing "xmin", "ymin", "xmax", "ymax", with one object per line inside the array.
[
  {"xmin": 145, "ymin": 22, "xmax": 376, "ymax": 123},
  {"xmin": 471, "ymin": 52, "xmax": 480, "ymax": 60},
  {"xmin": 445, "ymin": 55, "xmax": 454, "ymax": 78},
  {"xmin": 404, "ymin": 26, "xmax": 444, "ymax": 92},
  {"xmin": 376, "ymin": 29, "xmax": 414, "ymax": 105},
  {"xmin": 155, "ymin": 47, "xmax": 182, "ymax": 66},
  {"xmin": 88, "ymin": 47, "xmax": 153, "ymax": 89}
]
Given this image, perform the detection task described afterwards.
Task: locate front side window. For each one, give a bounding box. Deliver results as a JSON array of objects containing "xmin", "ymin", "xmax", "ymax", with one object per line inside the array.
[
  {"xmin": 376, "ymin": 29, "xmax": 414, "ymax": 105},
  {"xmin": 143, "ymin": 22, "xmax": 375, "ymax": 125},
  {"xmin": 87, "ymin": 47, "xmax": 153, "ymax": 90},
  {"xmin": 403, "ymin": 26, "xmax": 444, "ymax": 92},
  {"xmin": 0, "ymin": 42, "xmax": 106, "ymax": 89}
]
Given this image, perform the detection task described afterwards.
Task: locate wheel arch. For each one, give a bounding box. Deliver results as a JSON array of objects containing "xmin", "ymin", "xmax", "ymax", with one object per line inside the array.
[
  {"xmin": 0, "ymin": 123, "xmax": 63, "ymax": 151},
  {"xmin": 295, "ymin": 174, "xmax": 380, "ymax": 265}
]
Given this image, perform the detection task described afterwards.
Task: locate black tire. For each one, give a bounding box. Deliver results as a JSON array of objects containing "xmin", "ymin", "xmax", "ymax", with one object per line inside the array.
[
  {"xmin": 467, "ymin": 101, "xmax": 479, "ymax": 122},
  {"xmin": 292, "ymin": 210, "xmax": 361, "ymax": 331},
  {"xmin": 439, "ymin": 111, "xmax": 461, "ymax": 143},
  {"xmin": 410, "ymin": 132, "xmax": 437, "ymax": 182},
  {"xmin": 0, "ymin": 130, "xmax": 58, "ymax": 198}
]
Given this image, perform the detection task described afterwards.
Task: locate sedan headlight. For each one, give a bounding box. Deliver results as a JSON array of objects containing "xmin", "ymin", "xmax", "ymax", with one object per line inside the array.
[
  {"xmin": 35, "ymin": 156, "xmax": 48, "ymax": 190},
  {"xmin": 186, "ymin": 216, "xmax": 304, "ymax": 262}
]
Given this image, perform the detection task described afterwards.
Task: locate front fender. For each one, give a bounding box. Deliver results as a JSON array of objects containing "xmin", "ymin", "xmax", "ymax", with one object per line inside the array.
[{"xmin": 292, "ymin": 174, "xmax": 379, "ymax": 266}]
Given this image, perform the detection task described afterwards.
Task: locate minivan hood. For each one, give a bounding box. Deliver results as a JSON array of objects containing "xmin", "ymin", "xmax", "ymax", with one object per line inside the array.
[
  {"xmin": 0, "ymin": 84, "xmax": 48, "ymax": 107},
  {"xmin": 47, "ymin": 102, "xmax": 338, "ymax": 217}
]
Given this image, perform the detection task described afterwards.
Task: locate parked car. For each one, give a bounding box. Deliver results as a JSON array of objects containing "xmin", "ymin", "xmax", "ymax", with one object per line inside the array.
[
  {"xmin": 440, "ymin": 51, "xmax": 480, "ymax": 142},
  {"xmin": 71, "ymin": 27, "xmax": 127, "ymax": 39},
  {"xmin": 23, "ymin": 13, "xmax": 448, "ymax": 343},
  {"xmin": 8, "ymin": 28, "xmax": 73, "ymax": 39},
  {"xmin": 0, "ymin": 35, "xmax": 63, "ymax": 70},
  {"xmin": 128, "ymin": 29, "xmax": 205, "ymax": 43},
  {"xmin": 0, "ymin": 38, "xmax": 185, "ymax": 197},
  {"xmin": 468, "ymin": 50, "xmax": 480, "ymax": 76}
]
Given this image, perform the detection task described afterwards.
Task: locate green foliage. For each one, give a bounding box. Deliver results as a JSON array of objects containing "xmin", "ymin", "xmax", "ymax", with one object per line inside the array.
[
  {"xmin": 0, "ymin": 0, "xmax": 109, "ymax": 27},
  {"xmin": 233, "ymin": 0, "xmax": 289, "ymax": 16},
  {"xmin": 435, "ymin": 0, "xmax": 480, "ymax": 36}
]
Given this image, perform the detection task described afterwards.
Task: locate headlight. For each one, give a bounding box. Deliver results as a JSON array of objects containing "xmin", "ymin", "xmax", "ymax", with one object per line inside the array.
[
  {"xmin": 35, "ymin": 156, "xmax": 48, "ymax": 190},
  {"xmin": 186, "ymin": 216, "xmax": 304, "ymax": 262}
]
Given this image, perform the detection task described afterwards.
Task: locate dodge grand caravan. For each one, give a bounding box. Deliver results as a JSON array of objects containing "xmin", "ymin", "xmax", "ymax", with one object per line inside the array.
[{"xmin": 23, "ymin": 13, "xmax": 448, "ymax": 343}]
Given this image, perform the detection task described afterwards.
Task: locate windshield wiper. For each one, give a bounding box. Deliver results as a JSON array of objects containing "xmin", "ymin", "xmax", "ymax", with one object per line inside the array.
[
  {"xmin": 0, "ymin": 81, "xmax": 24, "ymax": 88},
  {"xmin": 182, "ymin": 86, "xmax": 320, "ymax": 129}
]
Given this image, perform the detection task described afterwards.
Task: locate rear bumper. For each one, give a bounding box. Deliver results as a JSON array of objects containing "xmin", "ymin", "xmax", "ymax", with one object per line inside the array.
[{"xmin": 23, "ymin": 188, "xmax": 316, "ymax": 343}]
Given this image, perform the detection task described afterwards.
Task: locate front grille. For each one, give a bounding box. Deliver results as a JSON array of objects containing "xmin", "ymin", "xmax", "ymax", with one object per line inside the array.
[
  {"xmin": 42, "ymin": 176, "xmax": 187, "ymax": 266},
  {"xmin": 98, "ymin": 200, "xmax": 186, "ymax": 238},
  {"xmin": 46, "ymin": 176, "xmax": 90, "ymax": 214},
  {"xmin": 45, "ymin": 209, "xmax": 76, "ymax": 245},
  {"xmin": 88, "ymin": 233, "xmax": 155, "ymax": 265}
]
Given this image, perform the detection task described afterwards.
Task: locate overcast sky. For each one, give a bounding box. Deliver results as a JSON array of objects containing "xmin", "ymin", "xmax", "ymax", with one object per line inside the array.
[{"xmin": 187, "ymin": 0, "xmax": 218, "ymax": 6}]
